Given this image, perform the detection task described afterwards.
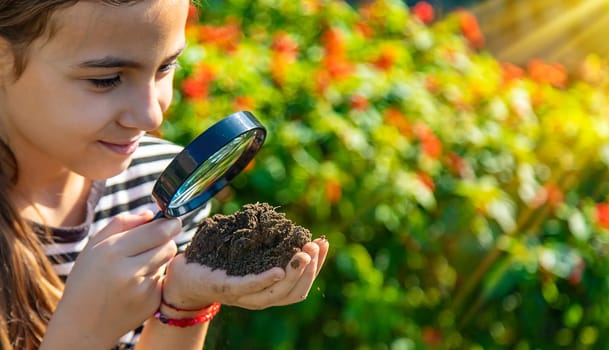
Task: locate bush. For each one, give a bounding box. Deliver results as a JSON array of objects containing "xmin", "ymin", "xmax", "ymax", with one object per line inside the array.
[{"xmin": 163, "ymin": 1, "xmax": 609, "ymax": 348}]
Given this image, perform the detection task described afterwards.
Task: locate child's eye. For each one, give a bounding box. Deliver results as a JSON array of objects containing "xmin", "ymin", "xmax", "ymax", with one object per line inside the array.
[
  {"xmin": 159, "ymin": 61, "xmax": 179, "ymax": 73},
  {"xmin": 88, "ymin": 75, "xmax": 121, "ymax": 89}
]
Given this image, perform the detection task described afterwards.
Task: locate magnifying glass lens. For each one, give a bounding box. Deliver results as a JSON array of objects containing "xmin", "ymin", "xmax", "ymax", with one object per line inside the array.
[
  {"xmin": 169, "ymin": 133, "xmax": 253, "ymax": 208},
  {"xmin": 152, "ymin": 111, "xmax": 266, "ymax": 218}
]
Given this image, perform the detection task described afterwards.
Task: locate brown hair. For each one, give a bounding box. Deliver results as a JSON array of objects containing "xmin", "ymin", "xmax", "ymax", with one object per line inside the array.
[{"xmin": 0, "ymin": 1, "xmax": 137, "ymax": 348}]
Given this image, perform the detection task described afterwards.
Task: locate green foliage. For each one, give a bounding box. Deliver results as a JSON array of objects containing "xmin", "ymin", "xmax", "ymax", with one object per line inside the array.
[{"xmin": 164, "ymin": 1, "xmax": 609, "ymax": 348}]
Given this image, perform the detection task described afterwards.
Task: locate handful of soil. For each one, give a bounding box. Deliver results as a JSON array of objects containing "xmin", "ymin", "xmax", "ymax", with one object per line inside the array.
[{"xmin": 184, "ymin": 202, "xmax": 312, "ymax": 276}]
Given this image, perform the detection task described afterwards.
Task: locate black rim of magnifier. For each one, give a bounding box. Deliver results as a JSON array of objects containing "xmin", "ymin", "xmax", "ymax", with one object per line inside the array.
[{"xmin": 152, "ymin": 111, "xmax": 266, "ymax": 217}]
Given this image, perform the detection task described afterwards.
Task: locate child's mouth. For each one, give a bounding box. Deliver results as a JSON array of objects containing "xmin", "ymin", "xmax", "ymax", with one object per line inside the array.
[{"xmin": 99, "ymin": 139, "xmax": 140, "ymax": 155}]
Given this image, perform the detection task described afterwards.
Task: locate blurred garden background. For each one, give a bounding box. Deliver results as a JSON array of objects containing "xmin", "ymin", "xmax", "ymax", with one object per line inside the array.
[{"xmin": 162, "ymin": 0, "xmax": 609, "ymax": 348}]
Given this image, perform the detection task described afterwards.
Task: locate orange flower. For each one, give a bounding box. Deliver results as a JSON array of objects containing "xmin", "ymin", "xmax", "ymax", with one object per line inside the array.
[
  {"xmin": 424, "ymin": 75, "xmax": 440, "ymax": 93},
  {"xmin": 527, "ymin": 59, "xmax": 568, "ymax": 89},
  {"xmin": 322, "ymin": 28, "xmax": 346, "ymax": 58},
  {"xmin": 501, "ymin": 62, "xmax": 525, "ymax": 84},
  {"xmin": 324, "ymin": 56, "xmax": 355, "ymax": 79},
  {"xmin": 531, "ymin": 183, "xmax": 564, "ymax": 209},
  {"xmin": 457, "ymin": 10, "xmax": 484, "ymax": 49},
  {"xmin": 545, "ymin": 183, "xmax": 564, "ymax": 208},
  {"xmin": 302, "ymin": 0, "xmax": 322, "ymax": 14},
  {"xmin": 270, "ymin": 32, "xmax": 299, "ymax": 86},
  {"xmin": 384, "ymin": 108, "xmax": 412, "ymax": 138},
  {"xmin": 596, "ymin": 203, "xmax": 609, "ymax": 229},
  {"xmin": 271, "ymin": 31, "xmax": 299, "ymax": 61},
  {"xmin": 233, "ymin": 96, "xmax": 256, "ymax": 111},
  {"xmin": 422, "ymin": 327, "xmax": 442, "ymax": 346},
  {"xmin": 355, "ymin": 21, "xmax": 374, "ymax": 38},
  {"xmin": 415, "ymin": 122, "xmax": 442, "ymax": 159},
  {"xmin": 315, "ymin": 69, "xmax": 331, "ymax": 95},
  {"xmin": 321, "ymin": 28, "xmax": 354, "ymax": 80},
  {"xmin": 325, "ymin": 179, "xmax": 342, "ymax": 204},
  {"xmin": 271, "ymin": 52, "xmax": 291, "ymax": 86},
  {"xmin": 412, "ymin": 1, "xmax": 434, "ymax": 25}
]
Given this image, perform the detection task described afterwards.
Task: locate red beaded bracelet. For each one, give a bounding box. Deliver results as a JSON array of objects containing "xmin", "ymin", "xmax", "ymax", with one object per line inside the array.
[{"xmin": 154, "ymin": 302, "xmax": 221, "ymax": 328}]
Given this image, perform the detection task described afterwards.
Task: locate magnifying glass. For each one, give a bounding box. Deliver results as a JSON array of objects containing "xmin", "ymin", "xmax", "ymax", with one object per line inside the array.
[{"xmin": 151, "ymin": 110, "xmax": 266, "ymax": 219}]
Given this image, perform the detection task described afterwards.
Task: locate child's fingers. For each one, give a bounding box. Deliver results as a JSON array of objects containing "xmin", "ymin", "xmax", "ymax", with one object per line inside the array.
[
  {"xmin": 118, "ymin": 218, "xmax": 181, "ymax": 257},
  {"xmin": 312, "ymin": 238, "xmax": 329, "ymax": 276},
  {"xmin": 235, "ymin": 250, "xmax": 313, "ymax": 307},
  {"xmin": 281, "ymin": 242, "xmax": 320, "ymax": 303},
  {"xmin": 131, "ymin": 239, "xmax": 178, "ymax": 277},
  {"xmin": 88, "ymin": 210, "xmax": 154, "ymax": 247}
]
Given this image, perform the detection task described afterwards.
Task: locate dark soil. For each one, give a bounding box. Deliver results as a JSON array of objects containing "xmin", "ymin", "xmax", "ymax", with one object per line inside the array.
[{"xmin": 184, "ymin": 202, "xmax": 312, "ymax": 276}]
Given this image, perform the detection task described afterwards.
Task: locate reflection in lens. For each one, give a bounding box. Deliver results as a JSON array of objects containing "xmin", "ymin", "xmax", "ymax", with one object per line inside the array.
[{"xmin": 169, "ymin": 133, "xmax": 253, "ymax": 208}]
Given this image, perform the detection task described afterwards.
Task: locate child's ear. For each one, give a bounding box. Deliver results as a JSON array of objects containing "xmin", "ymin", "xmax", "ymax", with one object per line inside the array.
[{"xmin": 0, "ymin": 38, "xmax": 16, "ymax": 83}]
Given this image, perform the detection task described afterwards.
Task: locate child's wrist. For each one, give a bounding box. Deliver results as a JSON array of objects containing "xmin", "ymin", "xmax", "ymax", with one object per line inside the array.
[
  {"xmin": 159, "ymin": 298, "xmax": 215, "ymax": 317},
  {"xmin": 155, "ymin": 300, "xmax": 221, "ymax": 327}
]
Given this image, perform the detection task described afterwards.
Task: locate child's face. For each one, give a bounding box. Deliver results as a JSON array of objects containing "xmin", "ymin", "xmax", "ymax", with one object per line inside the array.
[{"xmin": 0, "ymin": 0, "xmax": 189, "ymax": 180}]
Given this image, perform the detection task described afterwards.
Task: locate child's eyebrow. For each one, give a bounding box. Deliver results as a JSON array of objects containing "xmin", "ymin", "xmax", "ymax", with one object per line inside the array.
[{"xmin": 76, "ymin": 45, "xmax": 186, "ymax": 69}]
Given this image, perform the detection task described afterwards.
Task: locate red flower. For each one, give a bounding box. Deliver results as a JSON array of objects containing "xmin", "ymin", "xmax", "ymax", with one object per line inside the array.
[
  {"xmin": 568, "ymin": 259, "xmax": 585, "ymax": 286},
  {"xmin": 457, "ymin": 10, "xmax": 484, "ymax": 49},
  {"xmin": 446, "ymin": 152, "xmax": 467, "ymax": 177},
  {"xmin": 350, "ymin": 94, "xmax": 370, "ymax": 111},
  {"xmin": 596, "ymin": 203, "xmax": 609, "ymax": 229},
  {"xmin": 272, "ymin": 31, "xmax": 299, "ymax": 61},
  {"xmin": 324, "ymin": 56, "xmax": 355, "ymax": 79},
  {"xmin": 417, "ymin": 172, "xmax": 435, "ymax": 191},
  {"xmin": 373, "ymin": 45, "xmax": 399, "ymax": 71},
  {"xmin": 412, "ymin": 2, "xmax": 434, "ymax": 24},
  {"xmin": 187, "ymin": 4, "xmax": 199, "ymax": 24},
  {"xmin": 181, "ymin": 64, "xmax": 216, "ymax": 100},
  {"xmin": 198, "ymin": 20, "xmax": 241, "ymax": 52}
]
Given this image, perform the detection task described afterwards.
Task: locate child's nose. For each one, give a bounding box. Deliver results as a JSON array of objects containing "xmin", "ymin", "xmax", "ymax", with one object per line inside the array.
[{"xmin": 119, "ymin": 82, "xmax": 167, "ymax": 132}]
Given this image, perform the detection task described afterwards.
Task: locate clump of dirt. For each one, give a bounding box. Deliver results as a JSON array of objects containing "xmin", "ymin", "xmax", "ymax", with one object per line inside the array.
[{"xmin": 184, "ymin": 202, "xmax": 312, "ymax": 276}]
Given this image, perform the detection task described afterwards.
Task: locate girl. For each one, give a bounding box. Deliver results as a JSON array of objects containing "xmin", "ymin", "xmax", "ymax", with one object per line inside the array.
[{"xmin": 0, "ymin": 1, "xmax": 329, "ymax": 349}]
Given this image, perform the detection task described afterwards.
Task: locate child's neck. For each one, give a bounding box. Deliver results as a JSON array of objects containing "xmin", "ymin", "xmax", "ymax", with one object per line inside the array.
[{"xmin": 15, "ymin": 171, "xmax": 92, "ymax": 228}]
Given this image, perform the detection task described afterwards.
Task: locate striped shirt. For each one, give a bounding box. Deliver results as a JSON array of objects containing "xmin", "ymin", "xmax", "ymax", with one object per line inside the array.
[{"xmin": 37, "ymin": 135, "xmax": 210, "ymax": 349}]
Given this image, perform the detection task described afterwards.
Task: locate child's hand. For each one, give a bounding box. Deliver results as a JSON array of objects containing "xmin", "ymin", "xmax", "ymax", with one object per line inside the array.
[
  {"xmin": 162, "ymin": 237, "xmax": 329, "ymax": 310},
  {"xmin": 44, "ymin": 211, "xmax": 181, "ymax": 348}
]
